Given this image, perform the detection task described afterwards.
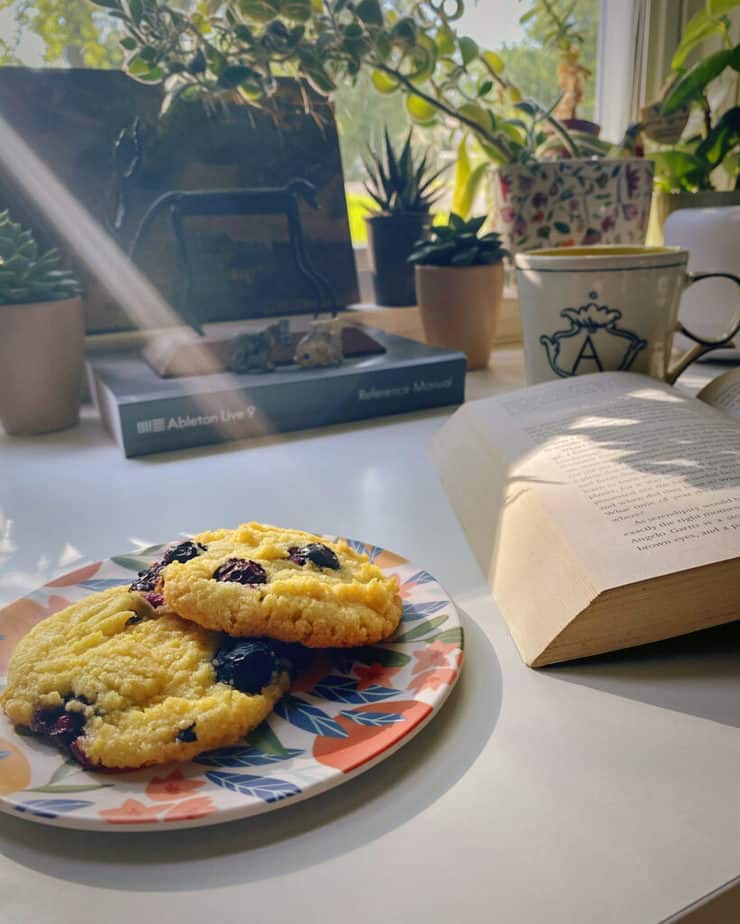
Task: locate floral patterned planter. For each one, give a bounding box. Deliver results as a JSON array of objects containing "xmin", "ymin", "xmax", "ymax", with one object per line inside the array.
[{"xmin": 491, "ymin": 158, "xmax": 654, "ymax": 255}]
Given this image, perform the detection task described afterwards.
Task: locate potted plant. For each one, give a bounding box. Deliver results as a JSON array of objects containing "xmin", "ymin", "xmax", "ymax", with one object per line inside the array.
[
  {"xmin": 409, "ymin": 214, "xmax": 508, "ymax": 371},
  {"xmin": 363, "ymin": 129, "xmax": 444, "ymax": 306},
  {"xmin": 0, "ymin": 211, "xmax": 84, "ymax": 435},
  {"xmin": 481, "ymin": 99, "xmax": 653, "ymax": 254},
  {"xmin": 519, "ymin": 0, "xmax": 600, "ymax": 137},
  {"xmin": 638, "ymin": 7, "xmax": 740, "ymax": 235}
]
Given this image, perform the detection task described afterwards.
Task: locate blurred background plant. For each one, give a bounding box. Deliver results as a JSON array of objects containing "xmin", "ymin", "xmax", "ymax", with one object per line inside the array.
[
  {"xmin": 517, "ymin": 0, "xmax": 591, "ymax": 125},
  {"xmin": 638, "ymin": 1, "xmax": 739, "ymax": 193}
]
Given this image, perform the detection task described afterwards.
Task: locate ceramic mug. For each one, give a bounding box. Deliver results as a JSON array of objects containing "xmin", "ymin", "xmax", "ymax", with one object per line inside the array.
[{"xmin": 514, "ymin": 246, "xmax": 740, "ymax": 385}]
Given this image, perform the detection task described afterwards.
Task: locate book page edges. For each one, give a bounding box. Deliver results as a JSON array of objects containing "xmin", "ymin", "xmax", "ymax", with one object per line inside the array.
[
  {"xmin": 532, "ymin": 557, "xmax": 740, "ymax": 666},
  {"xmin": 430, "ymin": 404, "xmax": 600, "ymax": 666}
]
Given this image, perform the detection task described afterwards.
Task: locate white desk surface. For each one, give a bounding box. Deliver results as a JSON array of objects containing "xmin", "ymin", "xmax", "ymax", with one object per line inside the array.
[{"xmin": 1, "ymin": 350, "xmax": 739, "ymax": 924}]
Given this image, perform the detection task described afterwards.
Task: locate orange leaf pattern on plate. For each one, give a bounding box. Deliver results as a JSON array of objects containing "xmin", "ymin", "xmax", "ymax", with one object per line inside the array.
[
  {"xmin": 45, "ymin": 562, "xmax": 102, "ymax": 587},
  {"xmin": 407, "ymin": 668, "xmax": 458, "ymax": 694},
  {"xmin": 146, "ymin": 770, "xmax": 206, "ymax": 802},
  {"xmin": 162, "ymin": 796, "xmax": 215, "ymax": 821},
  {"xmin": 0, "ymin": 594, "xmax": 71, "ymax": 674},
  {"xmin": 0, "ymin": 737, "xmax": 31, "ymax": 795},
  {"xmin": 411, "ymin": 641, "xmax": 458, "ymax": 675},
  {"xmin": 99, "ymin": 799, "xmax": 164, "ymax": 824}
]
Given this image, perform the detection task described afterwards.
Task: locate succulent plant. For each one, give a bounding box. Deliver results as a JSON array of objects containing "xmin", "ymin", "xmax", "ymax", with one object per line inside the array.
[
  {"xmin": 0, "ymin": 211, "xmax": 81, "ymax": 306},
  {"xmin": 364, "ymin": 130, "xmax": 446, "ymax": 214},
  {"xmin": 409, "ymin": 214, "xmax": 509, "ymax": 267}
]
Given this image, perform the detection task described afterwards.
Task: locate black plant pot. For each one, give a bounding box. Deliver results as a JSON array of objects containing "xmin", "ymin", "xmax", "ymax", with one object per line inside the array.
[{"xmin": 365, "ymin": 212, "xmax": 430, "ymax": 307}]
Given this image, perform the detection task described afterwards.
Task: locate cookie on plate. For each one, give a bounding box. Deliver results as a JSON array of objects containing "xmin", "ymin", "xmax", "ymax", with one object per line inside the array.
[
  {"xmin": 0, "ymin": 586, "xmax": 290, "ymax": 769},
  {"xmin": 160, "ymin": 522, "xmax": 403, "ymax": 648}
]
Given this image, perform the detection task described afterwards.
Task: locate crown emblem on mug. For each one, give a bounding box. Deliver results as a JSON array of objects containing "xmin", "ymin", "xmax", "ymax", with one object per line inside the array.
[{"xmin": 539, "ymin": 291, "xmax": 647, "ymax": 378}]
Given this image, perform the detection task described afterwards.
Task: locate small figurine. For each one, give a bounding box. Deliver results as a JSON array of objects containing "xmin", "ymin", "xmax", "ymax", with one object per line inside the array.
[
  {"xmin": 294, "ymin": 318, "xmax": 344, "ymax": 369},
  {"xmin": 229, "ymin": 319, "xmax": 290, "ymax": 374}
]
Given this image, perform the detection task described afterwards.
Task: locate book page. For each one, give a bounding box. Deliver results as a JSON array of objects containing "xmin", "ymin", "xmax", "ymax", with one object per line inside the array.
[
  {"xmin": 698, "ymin": 368, "xmax": 740, "ymax": 422},
  {"xmin": 466, "ymin": 372, "xmax": 740, "ymax": 591}
]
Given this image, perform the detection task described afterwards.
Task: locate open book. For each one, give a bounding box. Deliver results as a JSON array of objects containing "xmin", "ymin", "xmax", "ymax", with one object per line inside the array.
[{"xmin": 431, "ymin": 369, "xmax": 740, "ymax": 667}]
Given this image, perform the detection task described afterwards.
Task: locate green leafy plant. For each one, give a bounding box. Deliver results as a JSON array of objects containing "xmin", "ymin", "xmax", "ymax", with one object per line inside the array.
[
  {"xmin": 642, "ymin": 1, "xmax": 740, "ymax": 192},
  {"xmin": 519, "ymin": 0, "xmax": 591, "ymax": 123},
  {"xmin": 409, "ymin": 214, "xmax": 508, "ymax": 267},
  {"xmin": 91, "ymin": 0, "xmax": 612, "ymax": 166},
  {"xmin": 364, "ymin": 129, "xmax": 445, "ymax": 213},
  {"xmin": 0, "ymin": 211, "xmax": 81, "ymax": 305}
]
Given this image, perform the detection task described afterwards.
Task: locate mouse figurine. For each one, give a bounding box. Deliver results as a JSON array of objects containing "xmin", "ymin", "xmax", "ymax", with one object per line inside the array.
[
  {"xmin": 294, "ymin": 318, "xmax": 344, "ymax": 369},
  {"xmin": 230, "ymin": 319, "xmax": 290, "ymax": 374}
]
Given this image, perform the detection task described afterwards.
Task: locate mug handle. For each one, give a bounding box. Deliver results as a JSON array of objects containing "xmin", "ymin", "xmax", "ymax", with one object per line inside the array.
[{"xmin": 666, "ymin": 271, "xmax": 740, "ymax": 385}]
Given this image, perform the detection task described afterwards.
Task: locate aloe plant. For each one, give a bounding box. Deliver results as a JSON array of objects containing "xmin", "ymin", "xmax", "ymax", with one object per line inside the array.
[
  {"xmin": 0, "ymin": 211, "xmax": 81, "ymax": 305},
  {"xmin": 409, "ymin": 214, "xmax": 509, "ymax": 267},
  {"xmin": 364, "ymin": 130, "xmax": 445, "ymax": 214}
]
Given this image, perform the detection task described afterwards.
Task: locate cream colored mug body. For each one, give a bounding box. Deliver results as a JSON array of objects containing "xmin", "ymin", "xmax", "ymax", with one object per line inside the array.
[{"xmin": 514, "ymin": 246, "xmax": 740, "ymax": 386}]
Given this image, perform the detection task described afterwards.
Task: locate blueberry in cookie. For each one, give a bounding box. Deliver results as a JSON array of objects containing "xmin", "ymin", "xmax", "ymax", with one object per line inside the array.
[
  {"xmin": 161, "ymin": 522, "xmax": 403, "ymax": 648},
  {"xmin": 0, "ymin": 586, "xmax": 289, "ymax": 769}
]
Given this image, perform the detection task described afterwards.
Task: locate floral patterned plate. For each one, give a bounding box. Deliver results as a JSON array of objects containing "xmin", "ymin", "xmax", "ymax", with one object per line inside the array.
[{"xmin": 0, "ymin": 538, "xmax": 463, "ymax": 831}]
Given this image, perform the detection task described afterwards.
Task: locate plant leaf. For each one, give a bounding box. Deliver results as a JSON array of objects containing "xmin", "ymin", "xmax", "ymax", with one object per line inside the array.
[{"xmin": 662, "ymin": 46, "xmax": 740, "ymax": 114}]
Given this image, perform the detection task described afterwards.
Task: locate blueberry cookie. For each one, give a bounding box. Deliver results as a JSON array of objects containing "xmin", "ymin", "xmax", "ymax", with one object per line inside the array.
[
  {"xmin": 0, "ymin": 586, "xmax": 290, "ymax": 769},
  {"xmin": 161, "ymin": 522, "xmax": 403, "ymax": 648}
]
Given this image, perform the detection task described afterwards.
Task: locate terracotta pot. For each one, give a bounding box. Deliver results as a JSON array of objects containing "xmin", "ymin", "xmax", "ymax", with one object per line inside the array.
[
  {"xmin": 0, "ymin": 296, "xmax": 84, "ymax": 435},
  {"xmin": 491, "ymin": 158, "xmax": 654, "ymax": 256},
  {"xmin": 415, "ymin": 263, "xmax": 504, "ymax": 371}
]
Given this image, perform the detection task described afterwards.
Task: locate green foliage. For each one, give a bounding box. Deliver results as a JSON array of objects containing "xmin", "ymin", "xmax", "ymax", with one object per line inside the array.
[
  {"xmin": 0, "ymin": 0, "xmax": 123, "ymax": 67},
  {"xmin": 0, "ymin": 212, "xmax": 81, "ymax": 306},
  {"xmin": 662, "ymin": 45, "xmax": 740, "ymax": 115},
  {"xmin": 89, "ymin": 0, "xmax": 607, "ymax": 165},
  {"xmin": 519, "ymin": 0, "xmax": 586, "ymax": 54},
  {"xmin": 670, "ymin": 1, "xmax": 739, "ymax": 69},
  {"xmin": 408, "ymin": 213, "xmax": 508, "ymax": 267},
  {"xmin": 363, "ymin": 129, "xmax": 445, "ymax": 213},
  {"xmin": 646, "ymin": 4, "xmax": 740, "ymax": 193}
]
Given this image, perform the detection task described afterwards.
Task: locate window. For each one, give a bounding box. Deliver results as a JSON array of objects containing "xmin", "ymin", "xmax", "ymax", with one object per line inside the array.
[{"xmin": 0, "ymin": 1, "xmax": 601, "ymax": 246}]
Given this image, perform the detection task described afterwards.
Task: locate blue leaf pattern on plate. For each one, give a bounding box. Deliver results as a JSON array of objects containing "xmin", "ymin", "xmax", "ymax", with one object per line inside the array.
[
  {"xmin": 0, "ymin": 751, "xmax": 11, "ymax": 760},
  {"xmin": 405, "ymin": 569, "xmax": 436, "ymax": 585},
  {"xmin": 194, "ymin": 746, "xmax": 303, "ymax": 768},
  {"xmin": 79, "ymin": 579, "xmax": 131, "ymax": 592},
  {"xmin": 339, "ymin": 711, "xmax": 405, "ymax": 727},
  {"xmin": 205, "ymin": 772, "xmax": 301, "ymax": 803},
  {"xmin": 341, "ymin": 538, "xmax": 382, "ymax": 562},
  {"xmin": 313, "ymin": 676, "xmax": 401, "ymax": 704},
  {"xmin": 402, "ymin": 600, "xmax": 449, "ymax": 622},
  {"xmin": 274, "ymin": 695, "xmax": 349, "ymax": 738},
  {"xmin": 16, "ymin": 799, "xmax": 94, "ymax": 818}
]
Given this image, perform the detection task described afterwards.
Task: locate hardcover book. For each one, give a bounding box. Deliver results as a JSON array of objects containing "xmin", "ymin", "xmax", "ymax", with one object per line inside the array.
[
  {"xmin": 89, "ymin": 328, "xmax": 466, "ymax": 457},
  {"xmin": 431, "ymin": 370, "xmax": 740, "ymax": 667}
]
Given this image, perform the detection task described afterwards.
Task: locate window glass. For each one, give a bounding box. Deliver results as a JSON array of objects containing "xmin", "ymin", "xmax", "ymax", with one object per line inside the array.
[{"xmin": 0, "ymin": 0, "xmax": 601, "ymax": 249}]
